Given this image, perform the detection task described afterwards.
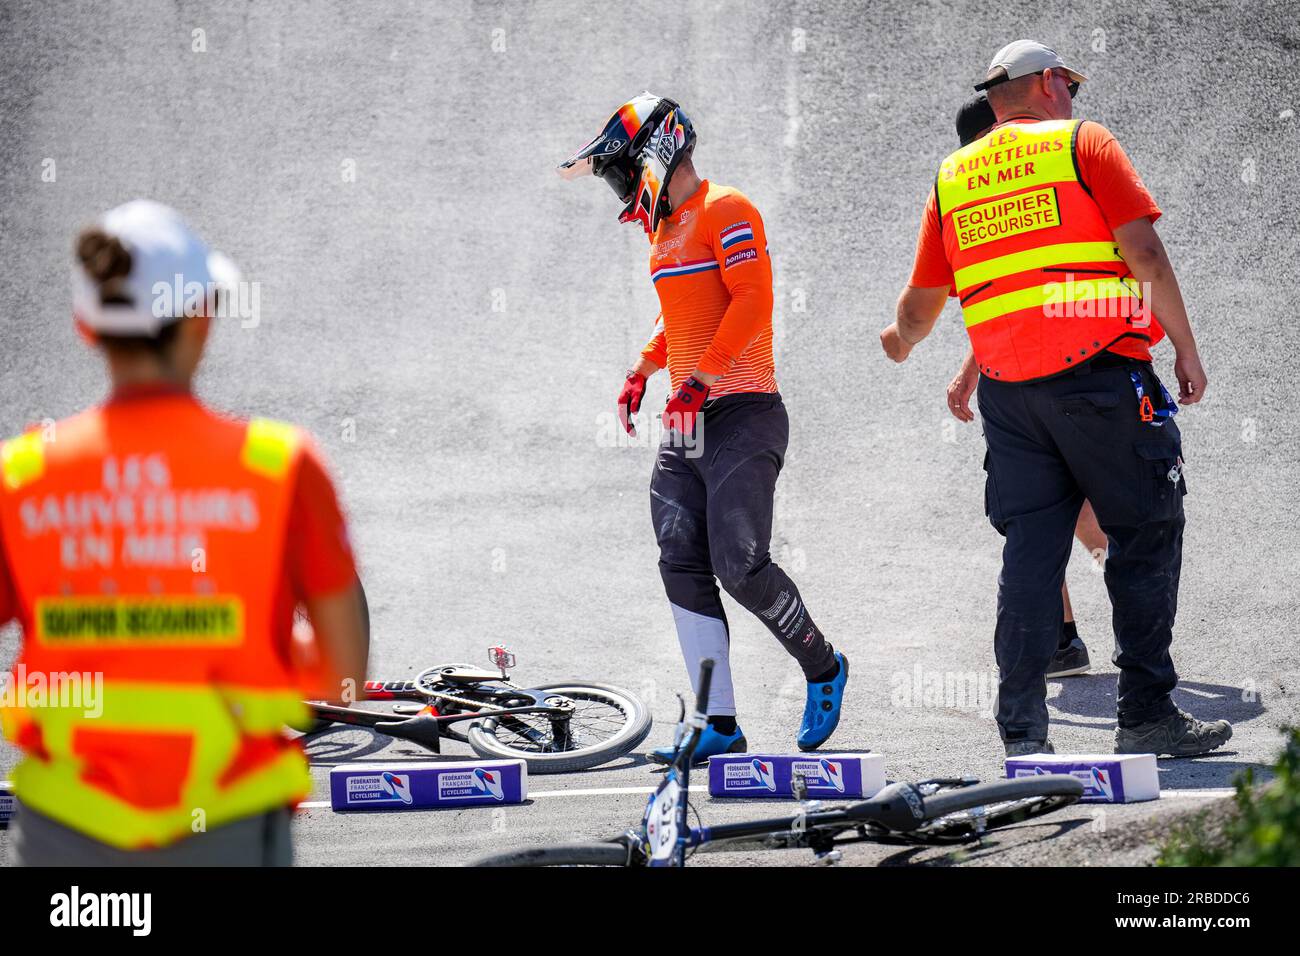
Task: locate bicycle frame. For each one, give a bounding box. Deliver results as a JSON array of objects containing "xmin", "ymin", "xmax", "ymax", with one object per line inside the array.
[
  {"xmin": 304, "ymin": 660, "xmax": 578, "ymax": 754},
  {"xmin": 622, "ymin": 670, "xmax": 997, "ymax": 866},
  {"xmin": 632, "ymin": 660, "xmax": 713, "ymax": 867}
]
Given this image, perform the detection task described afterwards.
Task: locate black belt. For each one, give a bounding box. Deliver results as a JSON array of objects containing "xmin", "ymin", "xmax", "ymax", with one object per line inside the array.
[{"xmin": 1073, "ymin": 350, "xmax": 1140, "ymax": 374}]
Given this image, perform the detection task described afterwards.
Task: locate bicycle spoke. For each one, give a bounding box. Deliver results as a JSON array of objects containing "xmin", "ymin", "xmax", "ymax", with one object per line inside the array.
[{"xmin": 488, "ymin": 693, "xmax": 630, "ymax": 753}]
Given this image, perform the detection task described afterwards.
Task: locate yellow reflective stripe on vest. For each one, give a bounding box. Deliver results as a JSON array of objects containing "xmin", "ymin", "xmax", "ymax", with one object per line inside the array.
[
  {"xmin": 936, "ymin": 120, "xmax": 1078, "ymax": 210},
  {"xmin": 219, "ymin": 684, "xmax": 311, "ymax": 732},
  {"xmin": 241, "ymin": 418, "xmax": 300, "ymax": 480},
  {"xmin": 5, "ymin": 680, "xmax": 309, "ymax": 848},
  {"xmin": 962, "ymin": 277, "xmax": 1142, "ymax": 329},
  {"xmin": 953, "ymin": 241, "xmax": 1125, "ymax": 292},
  {"xmin": 1, "ymin": 431, "xmax": 46, "ymax": 491},
  {"xmin": 12, "ymin": 746, "xmax": 309, "ymax": 849},
  {"xmin": 22, "ymin": 681, "xmax": 305, "ymax": 751}
]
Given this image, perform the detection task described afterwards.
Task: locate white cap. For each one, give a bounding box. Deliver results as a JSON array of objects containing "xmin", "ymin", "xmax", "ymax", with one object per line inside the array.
[
  {"xmin": 72, "ymin": 199, "xmax": 240, "ymax": 336},
  {"xmin": 974, "ymin": 39, "xmax": 1086, "ymax": 92}
]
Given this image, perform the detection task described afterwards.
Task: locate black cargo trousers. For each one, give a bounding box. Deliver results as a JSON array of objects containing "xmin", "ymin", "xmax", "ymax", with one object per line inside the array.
[
  {"xmin": 978, "ymin": 353, "xmax": 1186, "ymax": 743},
  {"xmin": 650, "ymin": 392, "xmax": 835, "ymax": 715}
]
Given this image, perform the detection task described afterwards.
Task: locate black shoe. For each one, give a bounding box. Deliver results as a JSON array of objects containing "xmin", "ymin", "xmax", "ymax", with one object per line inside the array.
[
  {"xmin": 1115, "ymin": 708, "xmax": 1233, "ymax": 757},
  {"xmin": 1005, "ymin": 738, "xmax": 1055, "ymax": 758},
  {"xmin": 1046, "ymin": 637, "xmax": 1090, "ymax": 679}
]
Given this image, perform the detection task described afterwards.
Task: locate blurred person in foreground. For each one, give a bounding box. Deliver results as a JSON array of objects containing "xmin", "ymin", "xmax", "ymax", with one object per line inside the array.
[{"xmin": 0, "ymin": 200, "xmax": 368, "ymax": 865}]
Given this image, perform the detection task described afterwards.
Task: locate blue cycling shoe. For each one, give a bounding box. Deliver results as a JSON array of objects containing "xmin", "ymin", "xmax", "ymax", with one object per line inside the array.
[
  {"xmin": 797, "ymin": 652, "xmax": 849, "ymax": 751},
  {"xmin": 648, "ymin": 723, "xmax": 748, "ymax": 767}
]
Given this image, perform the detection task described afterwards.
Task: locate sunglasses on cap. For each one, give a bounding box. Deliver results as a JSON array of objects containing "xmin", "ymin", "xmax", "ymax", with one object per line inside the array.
[{"xmin": 977, "ymin": 69, "xmax": 1078, "ymax": 99}]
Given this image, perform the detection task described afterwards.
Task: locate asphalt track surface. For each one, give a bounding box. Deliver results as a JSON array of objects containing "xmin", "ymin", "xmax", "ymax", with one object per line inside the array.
[{"xmin": 0, "ymin": 0, "xmax": 1297, "ymax": 867}]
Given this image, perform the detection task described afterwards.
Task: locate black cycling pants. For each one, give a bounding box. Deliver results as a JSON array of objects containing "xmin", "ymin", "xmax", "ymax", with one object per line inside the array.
[{"xmin": 650, "ymin": 392, "xmax": 835, "ymax": 715}]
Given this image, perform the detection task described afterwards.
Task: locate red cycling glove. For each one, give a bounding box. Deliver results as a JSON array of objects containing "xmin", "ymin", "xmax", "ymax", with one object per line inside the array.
[
  {"xmin": 662, "ymin": 375, "xmax": 710, "ymax": 432},
  {"xmin": 617, "ymin": 370, "xmax": 647, "ymax": 436}
]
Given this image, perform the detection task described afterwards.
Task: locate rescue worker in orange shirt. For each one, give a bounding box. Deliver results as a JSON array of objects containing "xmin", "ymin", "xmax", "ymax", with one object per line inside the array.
[
  {"xmin": 948, "ymin": 92, "xmax": 1107, "ymax": 680},
  {"xmin": 560, "ymin": 93, "xmax": 848, "ymax": 762},
  {"xmin": 880, "ymin": 42, "xmax": 1231, "ymax": 757},
  {"xmin": 0, "ymin": 200, "xmax": 368, "ymax": 865}
]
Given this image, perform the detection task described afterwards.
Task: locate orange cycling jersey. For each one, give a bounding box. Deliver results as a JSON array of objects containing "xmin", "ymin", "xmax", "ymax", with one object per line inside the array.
[{"xmin": 639, "ymin": 180, "xmax": 777, "ymax": 398}]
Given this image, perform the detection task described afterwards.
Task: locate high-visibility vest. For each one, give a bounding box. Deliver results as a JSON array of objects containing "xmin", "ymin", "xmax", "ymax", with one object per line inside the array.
[
  {"xmin": 0, "ymin": 396, "xmax": 312, "ymax": 849},
  {"xmin": 935, "ymin": 119, "xmax": 1157, "ymax": 382}
]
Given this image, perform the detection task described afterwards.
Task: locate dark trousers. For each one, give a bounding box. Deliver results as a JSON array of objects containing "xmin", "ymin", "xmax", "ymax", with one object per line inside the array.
[
  {"xmin": 10, "ymin": 804, "xmax": 293, "ymax": 866},
  {"xmin": 650, "ymin": 393, "xmax": 834, "ymax": 714},
  {"xmin": 978, "ymin": 357, "xmax": 1185, "ymax": 742}
]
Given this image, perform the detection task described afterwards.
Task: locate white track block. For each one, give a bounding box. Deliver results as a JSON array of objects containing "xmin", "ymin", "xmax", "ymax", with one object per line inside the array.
[
  {"xmin": 708, "ymin": 753, "xmax": 886, "ymax": 798},
  {"xmin": 1004, "ymin": 753, "xmax": 1159, "ymax": 803}
]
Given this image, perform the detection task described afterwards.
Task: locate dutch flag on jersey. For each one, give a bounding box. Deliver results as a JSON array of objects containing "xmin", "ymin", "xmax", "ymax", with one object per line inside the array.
[
  {"xmin": 651, "ymin": 258, "xmax": 719, "ymax": 283},
  {"xmin": 719, "ymin": 221, "xmax": 754, "ymax": 249}
]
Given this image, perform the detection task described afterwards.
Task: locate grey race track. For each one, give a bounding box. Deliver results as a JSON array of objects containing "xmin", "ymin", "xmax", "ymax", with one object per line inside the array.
[{"xmin": 1, "ymin": 0, "xmax": 1297, "ymax": 866}]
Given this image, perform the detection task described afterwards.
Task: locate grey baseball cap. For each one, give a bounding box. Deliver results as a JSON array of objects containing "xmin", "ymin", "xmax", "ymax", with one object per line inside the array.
[{"xmin": 973, "ymin": 40, "xmax": 1086, "ymax": 92}]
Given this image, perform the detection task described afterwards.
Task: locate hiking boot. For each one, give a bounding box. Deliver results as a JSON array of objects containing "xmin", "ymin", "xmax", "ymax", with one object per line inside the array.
[{"xmin": 1115, "ymin": 709, "xmax": 1232, "ymax": 757}]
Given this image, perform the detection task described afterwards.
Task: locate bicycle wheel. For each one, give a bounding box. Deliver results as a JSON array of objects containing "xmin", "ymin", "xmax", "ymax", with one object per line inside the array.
[
  {"xmin": 904, "ymin": 775, "xmax": 1084, "ymax": 843},
  {"xmin": 466, "ymin": 681, "xmax": 652, "ymax": 774},
  {"xmin": 470, "ymin": 842, "xmax": 631, "ymax": 867}
]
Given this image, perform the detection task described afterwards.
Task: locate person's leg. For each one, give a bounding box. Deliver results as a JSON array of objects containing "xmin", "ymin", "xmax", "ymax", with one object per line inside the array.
[
  {"xmin": 1063, "ymin": 500, "xmax": 1108, "ymax": 631},
  {"xmin": 1104, "ymin": 518, "xmax": 1182, "ymax": 726},
  {"xmin": 1058, "ymin": 498, "xmax": 1106, "ymax": 653},
  {"xmin": 1042, "ymin": 363, "xmax": 1184, "ymax": 727},
  {"xmin": 1075, "ymin": 499, "xmax": 1108, "ymax": 559},
  {"xmin": 701, "ymin": 398, "xmax": 835, "ymax": 681},
  {"xmin": 650, "ymin": 436, "xmax": 737, "ymax": 718},
  {"xmin": 977, "ymin": 375, "xmax": 1082, "ymax": 745}
]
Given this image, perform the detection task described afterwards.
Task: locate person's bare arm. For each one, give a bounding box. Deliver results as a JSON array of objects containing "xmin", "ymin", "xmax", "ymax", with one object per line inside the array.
[
  {"xmin": 302, "ymin": 578, "xmax": 369, "ymax": 702},
  {"xmin": 631, "ymin": 356, "xmax": 662, "ymax": 379},
  {"xmin": 1113, "ymin": 217, "xmax": 1206, "ymax": 404},
  {"xmin": 881, "ymin": 285, "xmax": 949, "ymax": 362},
  {"xmin": 947, "ymin": 347, "xmax": 979, "ymax": 422}
]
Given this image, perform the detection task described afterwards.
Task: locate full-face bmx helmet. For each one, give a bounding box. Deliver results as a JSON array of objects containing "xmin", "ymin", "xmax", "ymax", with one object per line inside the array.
[{"xmin": 558, "ymin": 91, "xmax": 698, "ymax": 236}]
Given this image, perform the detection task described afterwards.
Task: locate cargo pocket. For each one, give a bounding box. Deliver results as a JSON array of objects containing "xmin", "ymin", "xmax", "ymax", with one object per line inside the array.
[
  {"xmin": 1135, "ymin": 439, "xmax": 1187, "ymax": 522},
  {"xmin": 982, "ymin": 450, "xmax": 1007, "ymax": 534}
]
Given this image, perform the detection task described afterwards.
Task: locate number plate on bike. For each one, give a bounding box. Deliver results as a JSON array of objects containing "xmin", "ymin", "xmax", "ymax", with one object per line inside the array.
[{"xmin": 644, "ymin": 777, "xmax": 682, "ymax": 864}]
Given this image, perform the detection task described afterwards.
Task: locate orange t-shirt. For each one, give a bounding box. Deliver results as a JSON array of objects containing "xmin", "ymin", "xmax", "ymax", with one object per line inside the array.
[
  {"xmin": 639, "ymin": 180, "xmax": 777, "ymax": 398},
  {"xmin": 909, "ymin": 119, "xmax": 1164, "ymax": 361},
  {"xmin": 0, "ymin": 387, "xmax": 357, "ymax": 666}
]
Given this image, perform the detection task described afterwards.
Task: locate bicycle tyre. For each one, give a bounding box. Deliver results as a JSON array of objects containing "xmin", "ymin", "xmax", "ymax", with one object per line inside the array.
[
  {"xmin": 470, "ymin": 842, "xmax": 631, "ymax": 867},
  {"xmin": 466, "ymin": 681, "xmax": 652, "ymax": 774},
  {"xmin": 896, "ymin": 775, "xmax": 1083, "ymax": 843},
  {"xmin": 920, "ymin": 775, "xmax": 1083, "ymax": 819}
]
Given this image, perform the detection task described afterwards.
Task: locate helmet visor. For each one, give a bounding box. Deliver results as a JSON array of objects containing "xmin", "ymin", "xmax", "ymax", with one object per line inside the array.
[{"xmin": 557, "ymin": 92, "xmax": 661, "ymax": 181}]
